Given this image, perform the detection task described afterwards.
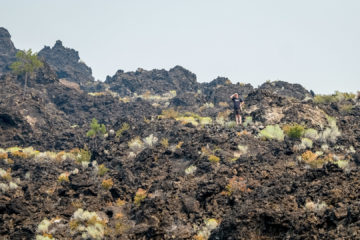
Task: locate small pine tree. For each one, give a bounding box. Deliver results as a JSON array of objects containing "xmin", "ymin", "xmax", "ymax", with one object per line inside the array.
[
  {"xmin": 87, "ymin": 118, "xmax": 106, "ymax": 138},
  {"xmin": 86, "ymin": 118, "xmax": 106, "ymax": 149},
  {"xmin": 10, "ymin": 49, "xmax": 43, "ymax": 99}
]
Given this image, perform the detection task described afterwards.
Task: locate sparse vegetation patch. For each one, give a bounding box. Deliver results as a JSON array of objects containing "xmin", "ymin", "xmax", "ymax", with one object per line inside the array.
[{"xmin": 259, "ymin": 124, "xmax": 285, "ymax": 141}]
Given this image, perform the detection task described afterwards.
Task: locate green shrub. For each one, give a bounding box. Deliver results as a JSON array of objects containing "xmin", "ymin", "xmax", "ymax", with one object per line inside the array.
[
  {"xmin": 176, "ymin": 116, "xmax": 198, "ymax": 126},
  {"xmin": 159, "ymin": 108, "xmax": 179, "ymax": 119},
  {"xmin": 314, "ymin": 94, "xmax": 336, "ymax": 104},
  {"xmin": 11, "ymin": 49, "xmax": 44, "ymax": 99},
  {"xmin": 134, "ymin": 188, "xmax": 147, "ymax": 206},
  {"xmin": 101, "ymin": 178, "xmax": 114, "ymax": 190},
  {"xmin": 334, "ymin": 91, "xmax": 355, "ymax": 101},
  {"xmin": 58, "ymin": 172, "xmax": 70, "ymax": 183},
  {"xmin": 208, "ymin": 155, "xmax": 220, "ymax": 163},
  {"xmin": 259, "ymin": 125, "xmax": 284, "ymax": 141},
  {"xmin": 98, "ymin": 164, "xmax": 109, "ymax": 176},
  {"xmin": 283, "ymin": 123, "xmax": 305, "ymax": 139},
  {"xmin": 160, "ymin": 138, "xmax": 169, "ymax": 148},
  {"xmin": 74, "ymin": 149, "xmax": 91, "ymax": 163},
  {"xmin": 340, "ymin": 104, "xmax": 354, "ymax": 113},
  {"xmin": 314, "ymin": 91, "xmax": 355, "ymax": 104},
  {"xmin": 199, "ymin": 117, "xmax": 212, "ymax": 125},
  {"xmin": 87, "ymin": 118, "xmax": 106, "ymax": 138},
  {"xmin": 116, "ymin": 123, "xmax": 130, "ymax": 137}
]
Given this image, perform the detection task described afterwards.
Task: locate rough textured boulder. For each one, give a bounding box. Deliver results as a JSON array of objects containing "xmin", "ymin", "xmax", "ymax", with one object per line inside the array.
[
  {"xmin": 0, "ymin": 27, "xmax": 17, "ymax": 75},
  {"xmin": 200, "ymin": 77, "xmax": 254, "ymax": 104},
  {"xmin": 258, "ymin": 80, "xmax": 311, "ymax": 100},
  {"xmin": 38, "ymin": 40, "xmax": 94, "ymax": 88},
  {"xmin": 105, "ymin": 65, "xmax": 199, "ymax": 96}
]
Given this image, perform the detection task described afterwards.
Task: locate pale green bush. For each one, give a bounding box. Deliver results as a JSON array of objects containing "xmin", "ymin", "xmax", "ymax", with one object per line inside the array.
[
  {"xmin": 294, "ymin": 137, "xmax": 313, "ymax": 151},
  {"xmin": 37, "ymin": 218, "xmax": 51, "ymax": 233},
  {"xmin": 195, "ymin": 218, "xmax": 219, "ymax": 240},
  {"xmin": 314, "ymin": 91, "xmax": 355, "ymax": 104},
  {"xmin": 305, "ymin": 200, "xmax": 327, "ymax": 212},
  {"xmin": 304, "ymin": 128, "xmax": 319, "ymax": 140},
  {"xmin": 0, "ymin": 168, "xmax": 7, "ymax": 178},
  {"xmin": 70, "ymin": 208, "xmax": 105, "ymax": 239},
  {"xmin": 259, "ymin": 125, "xmax": 284, "ymax": 141},
  {"xmin": 321, "ymin": 144, "xmax": 329, "ymax": 151},
  {"xmin": 347, "ymin": 146, "xmax": 356, "ymax": 154},
  {"xmin": 185, "ymin": 165, "xmax": 197, "ymax": 175},
  {"xmin": 200, "ymin": 102, "xmax": 214, "ymax": 111},
  {"xmin": 334, "ymin": 159, "xmax": 349, "ymax": 169},
  {"xmin": 0, "ymin": 183, "xmax": 9, "ymax": 193},
  {"xmin": 143, "ymin": 134, "xmax": 158, "ymax": 148},
  {"xmin": 200, "ymin": 117, "xmax": 212, "ymax": 125},
  {"xmin": 226, "ymin": 121, "xmax": 237, "ymax": 128},
  {"xmin": 301, "ymin": 138, "xmax": 313, "ymax": 149},
  {"xmin": 176, "ymin": 116, "xmax": 198, "ymax": 126},
  {"xmin": 128, "ymin": 137, "xmax": 144, "ymax": 152},
  {"xmin": 237, "ymin": 145, "xmax": 248, "ymax": 154},
  {"xmin": 9, "ymin": 182, "xmax": 18, "ymax": 190},
  {"xmin": 216, "ymin": 117, "xmax": 225, "ymax": 126},
  {"xmin": 319, "ymin": 116, "xmax": 341, "ymax": 143},
  {"xmin": 243, "ymin": 116, "xmax": 253, "ymax": 127},
  {"xmin": 36, "ymin": 236, "xmax": 53, "ymax": 240}
]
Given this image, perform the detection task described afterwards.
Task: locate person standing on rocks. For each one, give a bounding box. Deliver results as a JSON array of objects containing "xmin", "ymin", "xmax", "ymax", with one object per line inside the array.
[{"xmin": 230, "ymin": 93, "xmax": 244, "ymax": 125}]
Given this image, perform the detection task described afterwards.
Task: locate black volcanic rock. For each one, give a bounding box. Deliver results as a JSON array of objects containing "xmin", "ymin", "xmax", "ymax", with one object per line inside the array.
[
  {"xmin": 205, "ymin": 76, "xmax": 232, "ymax": 88},
  {"xmin": 38, "ymin": 40, "xmax": 94, "ymax": 87},
  {"xmin": 0, "ymin": 27, "xmax": 17, "ymax": 75},
  {"xmin": 105, "ymin": 65, "xmax": 198, "ymax": 96},
  {"xmin": 170, "ymin": 92, "xmax": 207, "ymax": 108},
  {"xmin": 200, "ymin": 77, "xmax": 254, "ymax": 104},
  {"xmin": 258, "ymin": 80, "xmax": 311, "ymax": 100},
  {"xmin": 2, "ymin": 27, "xmax": 360, "ymax": 240}
]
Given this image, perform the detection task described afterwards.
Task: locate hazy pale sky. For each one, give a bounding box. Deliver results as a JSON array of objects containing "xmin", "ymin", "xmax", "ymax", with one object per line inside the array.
[{"xmin": 1, "ymin": 0, "xmax": 359, "ymax": 93}]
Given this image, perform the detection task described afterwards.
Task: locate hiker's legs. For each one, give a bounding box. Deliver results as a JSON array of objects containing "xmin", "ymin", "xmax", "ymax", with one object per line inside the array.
[
  {"xmin": 238, "ymin": 114, "xmax": 242, "ymax": 125},
  {"xmin": 234, "ymin": 109, "xmax": 240, "ymax": 125},
  {"xmin": 236, "ymin": 114, "xmax": 241, "ymax": 125}
]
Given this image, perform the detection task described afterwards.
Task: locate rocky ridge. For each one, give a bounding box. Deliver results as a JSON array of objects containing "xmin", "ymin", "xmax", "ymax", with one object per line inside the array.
[
  {"xmin": 0, "ymin": 27, "xmax": 359, "ymax": 240},
  {"xmin": 0, "ymin": 27, "xmax": 17, "ymax": 75},
  {"xmin": 38, "ymin": 40, "xmax": 95, "ymax": 89}
]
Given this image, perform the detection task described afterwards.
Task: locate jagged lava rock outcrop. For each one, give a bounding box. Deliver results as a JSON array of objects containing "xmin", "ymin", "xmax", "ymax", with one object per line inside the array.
[
  {"xmin": 258, "ymin": 80, "xmax": 311, "ymax": 100},
  {"xmin": 200, "ymin": 77, "xmax": 254, "ymax": 104},
  {"xmin": 38, "ymin": 40, "xmax": 95, "ymax": 88},
  {"xmin": 0, "ymin": 27, "xmax": 17, "ymax": 74},
  {"xmin": 105, "ymin": 65, "xmax": 199, "ymax": 96}
]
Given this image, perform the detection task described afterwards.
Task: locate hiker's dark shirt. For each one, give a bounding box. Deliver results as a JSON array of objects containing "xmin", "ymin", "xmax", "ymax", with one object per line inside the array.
[{"xmin": 232, "ymin": 97, "xmax": 243, "ymax": 110}]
